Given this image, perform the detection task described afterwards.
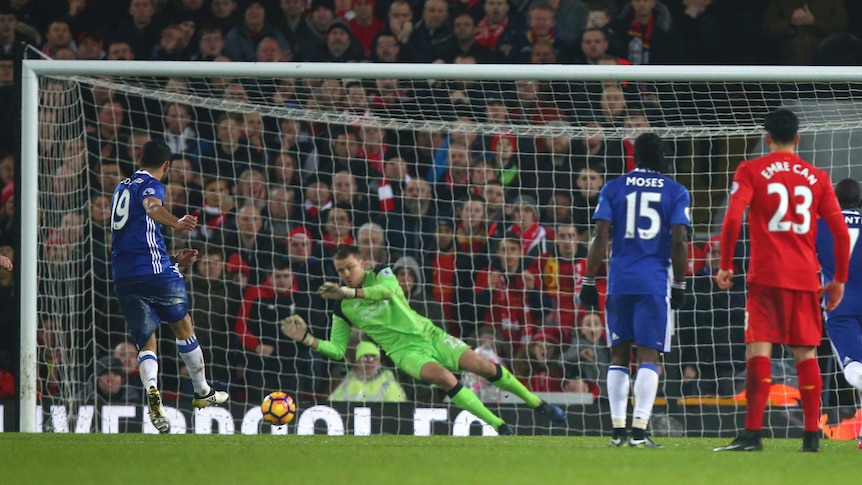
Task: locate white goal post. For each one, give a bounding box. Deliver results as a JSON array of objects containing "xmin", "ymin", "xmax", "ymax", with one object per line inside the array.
[{"xmin": 19, "ymin": 60, "xmax": 862, "ymax": 434}]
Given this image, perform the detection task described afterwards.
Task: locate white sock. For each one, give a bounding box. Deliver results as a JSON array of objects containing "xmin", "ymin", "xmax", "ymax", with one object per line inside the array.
[
  {"xmin": 607, "ymin": 365, "xmax": 631, "ymax": 428},
  {"xmin": 632, "ymin": 363, "xmax": 660, "ymax": 430},
  {"xmin": 137, "ymin": 350, "xmax": 159, "ymax": 390},
  {"xmin": 844, "ymin": 361, "xmax": 862, "ymax": 391},
  {"xmin": 176, "ymin": 335, "xmax": 211, "ymax": 396}
]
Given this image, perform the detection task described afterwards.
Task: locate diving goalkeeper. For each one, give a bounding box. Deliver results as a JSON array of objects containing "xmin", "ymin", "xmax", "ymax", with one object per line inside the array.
[{"xmin": 281, "ymin": 244, "xmax": 566, "ymax": 435}]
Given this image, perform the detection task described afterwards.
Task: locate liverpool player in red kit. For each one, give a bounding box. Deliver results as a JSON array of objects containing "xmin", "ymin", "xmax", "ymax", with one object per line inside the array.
[{"xmin": 714, "ymin": 109, "xmax": 850, "ymax": 452}]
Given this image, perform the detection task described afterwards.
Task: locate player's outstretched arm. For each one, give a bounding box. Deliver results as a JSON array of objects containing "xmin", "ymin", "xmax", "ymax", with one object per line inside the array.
[
  {"xmin": 143, "ymin": 197, "xmax": 198, "ymax": 231},
  {"xmin": 357, "ymin": 280, "xmax": 396, "ymax": 300},
  {"xmin": 317, "ymin": 282, "xmax": 357, "ymax": 300},
  {"xmin": 281, "ymin": 314, "xmax": 351, "ymax": 360},
  {"xmin": 280, "ymin": 315, "xmax": 316, "ymax": 347},
  {"xmin": 317, "ymin": 274, "xmax": 398, "ymax": 301}
]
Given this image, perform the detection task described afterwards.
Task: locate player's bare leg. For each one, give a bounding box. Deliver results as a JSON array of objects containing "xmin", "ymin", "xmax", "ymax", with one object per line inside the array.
[
  {"xmin": 628, "ymin": 346, "xmax": 662, "ymax": 448},
  {"xmin": 715, "ymin": 342, "xmax": 771, "ymax": 451},
  {"xmin": 139, "ymin": 333, "xmax": 168, "ymax": 434},
  {"xmin": 169, "ymin": 315, "xmax": 229, "ymax": 408},
  {"xmin": 459, "ymin": 349, "xmax": 566, "ymax": 423},
  {"xmin": 419, "ymin": 361, "xmax": 512, "ymax": 435},
  {"xmin": 791, "ymin": 345, "xmax": 821, "ymax": 452}
]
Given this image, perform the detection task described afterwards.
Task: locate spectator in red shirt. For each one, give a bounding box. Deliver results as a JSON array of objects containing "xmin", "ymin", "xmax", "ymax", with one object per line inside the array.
[
  {"xmin": 234, "ymin": 260, "xmax": 315, "ymax": 398},
  {"xmin": 428, "ymin": 218, "xmax": 458, "ymax": 334},
  {"xmin": 349, "ymin": 0, "xmax": 385, "ymax": 55},
  {"xmin": 507, "ymin": 195, "xmax": 551, "ymax": 260},
  {"xmin": 474, "ymin": 0, "xmax": 523, "ymax": 58},
  {"xmin": 474, "ymin": 234, "xmax": 550, "ymax": 355}
]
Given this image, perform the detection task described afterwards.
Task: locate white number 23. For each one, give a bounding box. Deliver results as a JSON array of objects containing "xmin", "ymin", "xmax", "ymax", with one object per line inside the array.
[{"xmin": 767, "ymin": 183, "xmax": 813, "ymax": 234}]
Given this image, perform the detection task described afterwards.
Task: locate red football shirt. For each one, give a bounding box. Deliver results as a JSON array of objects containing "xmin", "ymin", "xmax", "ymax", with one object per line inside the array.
[{"xmin": 720, "ymin": 151, "xmax": 845, "ymax": 291}]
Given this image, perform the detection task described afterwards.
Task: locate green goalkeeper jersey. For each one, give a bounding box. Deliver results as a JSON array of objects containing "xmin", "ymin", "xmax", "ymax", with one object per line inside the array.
[{"xmin": 315, "ymin": 266, "xmax": 440, "ymax": 361}]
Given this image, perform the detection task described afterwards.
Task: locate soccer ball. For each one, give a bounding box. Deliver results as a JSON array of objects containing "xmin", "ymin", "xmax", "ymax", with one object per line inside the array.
[{"xmin": 261, "ymin": 391, "xmax": 297, "ymax": 426}]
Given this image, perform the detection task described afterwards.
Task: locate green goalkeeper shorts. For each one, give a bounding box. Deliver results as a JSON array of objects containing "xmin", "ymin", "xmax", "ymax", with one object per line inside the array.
[{"xmin": 389, "ymin": 328, "xmax": 470, "ymax": 380}]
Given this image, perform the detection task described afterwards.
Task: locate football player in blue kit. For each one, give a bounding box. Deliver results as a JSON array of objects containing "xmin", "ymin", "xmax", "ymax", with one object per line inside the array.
[
  {"xmin": 111, "ymin": 140, "xmax": 228, "ymax": 433},
  {"xmin": 816, "ymin": 177, "xmax": 862, "ymax": 450},
  {"xmin": 579, "ymin": 133, "xmax": 690, "ymax": 448}
]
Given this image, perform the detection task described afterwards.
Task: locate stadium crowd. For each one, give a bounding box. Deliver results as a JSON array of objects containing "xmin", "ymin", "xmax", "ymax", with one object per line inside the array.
[{"xmin": 0, "ymin": 0, "xmax": 860, "ymax": 407}]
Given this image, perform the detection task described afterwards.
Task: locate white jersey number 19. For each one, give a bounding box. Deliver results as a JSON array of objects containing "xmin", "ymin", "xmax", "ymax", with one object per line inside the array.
[{"xmin": 111, "ymin": 188, "xmax": 131, "ymax": 231}]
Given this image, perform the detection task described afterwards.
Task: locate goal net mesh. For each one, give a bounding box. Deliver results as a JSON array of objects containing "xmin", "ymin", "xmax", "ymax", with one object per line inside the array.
[{"xmin": 32, "ymin": 66, "xmax": 862, "ymax": 436}]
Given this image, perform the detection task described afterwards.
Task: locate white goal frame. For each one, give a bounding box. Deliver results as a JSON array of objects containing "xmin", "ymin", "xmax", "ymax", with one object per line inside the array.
[{"xmin": 20, "ymin": 60, "xmax": 862, "ymax": 432}]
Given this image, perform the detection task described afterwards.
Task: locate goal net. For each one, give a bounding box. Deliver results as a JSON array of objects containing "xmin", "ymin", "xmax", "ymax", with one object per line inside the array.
[{"xmin": 18, "ymin": 60, "xmax": 862, "ymax": 437}]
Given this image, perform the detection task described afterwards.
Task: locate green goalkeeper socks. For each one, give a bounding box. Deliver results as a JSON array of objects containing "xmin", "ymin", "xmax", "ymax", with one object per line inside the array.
[
  {"xmin": 489, "ymin": 364, "xmax": 542, "ymax": 408},
  {"xmin": 448, "ymin": 384, "xmax": 505, "ymax": 429}
]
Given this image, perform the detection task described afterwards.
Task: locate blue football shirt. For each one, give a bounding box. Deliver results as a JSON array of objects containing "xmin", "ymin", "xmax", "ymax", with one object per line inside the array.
[
  {"xmin": 110, "ymin": 170, "xmax": 174, "ymax": 281},
  {"xmin": 816, "ymin": 209, "xmax": 862, "ymax": 317},
  {"xmin": 592, "ymin": 168, "xmax": 691, "ymax": 296}
]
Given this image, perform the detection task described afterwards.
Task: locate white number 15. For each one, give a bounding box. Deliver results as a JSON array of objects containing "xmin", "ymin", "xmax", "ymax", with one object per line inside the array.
[{"xmin": 625, "ymin": 191, "xmax": 662, "ymax": 240}]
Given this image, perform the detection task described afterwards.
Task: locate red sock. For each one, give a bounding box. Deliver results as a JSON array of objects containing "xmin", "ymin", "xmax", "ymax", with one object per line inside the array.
[
  {"xmin": 744, "ymin": 356, "xmax": 772, "ymax": 431},
  {"xmin": 796, "ymin": 358, "xmax": 823, "ymax": 432}
]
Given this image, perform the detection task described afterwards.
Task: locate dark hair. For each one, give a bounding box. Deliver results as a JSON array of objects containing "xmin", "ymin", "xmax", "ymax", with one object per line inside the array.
[
  {"xmin": 490, "ymin": 231, "xmax": 522, "ymax": 256},
  {"xmin": 198, "ymin": 24, "xmax": 222, "ymax": 37},
  {"xmin": 501, "ymin": 231, "xmax": 522, "ymax": 246},
  {"xmin": 460, "ymin": 192, "xmax": 487, "ymax": 205},
  {"xmin": 372, "ymin": 29, "xmax": 397, "ymax": 46},
  {"xmin": 454, "ymin": 12, "xmax": 474, "ymax": 23},
  {"xmin": 764, "ymin": 108, "xmax": 799, "ymax": 144},
  {"xmin": 581, "ymin": 27, "xmax": 607, "ymax": 41},
  {"xmin": 333, "ymin": 244, "xmax": 361, "ymax": 260},
  {"xmin": 633, "ymin": 132, "xmax": 665, "ymax": 172},
  {"xmin": 529, "ymin": 0, "xmax": 555, "ymax": 14},
  {"xmin": 139, "ymin": 140, "xmax": 172, "ymax": 168},
  {"xmin": 835, "ymin": 178, "xmax": 862, "ymax": 209},
  {"xmin": 273, "ymin": 257, "xmax": 292, "ymax": 271},
  {"xmin": 199, "ymin": 244, "xmax": 224, "ymax": 260}
]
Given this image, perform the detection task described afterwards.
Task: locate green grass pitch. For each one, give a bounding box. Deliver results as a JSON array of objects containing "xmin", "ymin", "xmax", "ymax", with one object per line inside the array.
[{"xmin": 1, "ymin": 434, "xmax": 858, "ymax": 484}]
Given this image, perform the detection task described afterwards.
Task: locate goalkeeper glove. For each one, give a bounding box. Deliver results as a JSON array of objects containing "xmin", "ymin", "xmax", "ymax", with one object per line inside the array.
[
  {"xmin": 578, "ymin": 277, "xmax": 599, "ymax": 309},
  {"xmin": 280, "ymin": 315, "xmax": 315, "ymax": 346},
  {"xmin": 317, "ymin": 282, "xmax": 357, "ymax": 300},
  {"xmin": 671, "ymin": 280, "xmax": 687, "ymax": 309}
]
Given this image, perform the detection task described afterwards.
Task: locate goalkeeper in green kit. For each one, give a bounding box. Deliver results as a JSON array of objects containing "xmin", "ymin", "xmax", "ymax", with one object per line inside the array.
[{"xmin": 280, "ymin": 244, "xmax": 567, "ymax": 435}]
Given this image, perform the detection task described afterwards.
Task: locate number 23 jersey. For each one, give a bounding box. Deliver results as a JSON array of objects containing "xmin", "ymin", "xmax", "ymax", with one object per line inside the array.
[
  {"xmin": 730, "ymin": 152, "xmax": 841, "ymax": 291},
  {"xmin": 110, "ymin": 170, "xmax": 174, "ymax": 281},
  {"xmin": 592, "ymin": 168, "xmax": 691, "ymax": 296}
]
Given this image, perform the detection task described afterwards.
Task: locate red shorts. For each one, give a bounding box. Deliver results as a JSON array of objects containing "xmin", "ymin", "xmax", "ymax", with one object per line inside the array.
[{"xmin": 745, "ymin": 283, "xmax": 822, "ymax": 346}]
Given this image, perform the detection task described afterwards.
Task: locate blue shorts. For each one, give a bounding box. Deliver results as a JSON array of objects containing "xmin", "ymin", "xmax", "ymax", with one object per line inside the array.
[
  {"xmin": 826, "ymin": 315, "xmax": 862, "ymax": 369},
  {"xmin": 605, "ymin": 294, "xmax": 672, "ymax": 352},
  {"xmin": 114, "ymin": 273, "xmax": 188, "ymax": 349}
]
